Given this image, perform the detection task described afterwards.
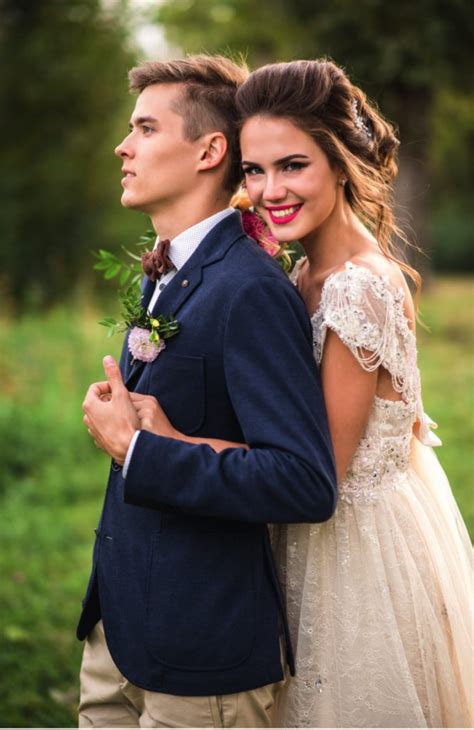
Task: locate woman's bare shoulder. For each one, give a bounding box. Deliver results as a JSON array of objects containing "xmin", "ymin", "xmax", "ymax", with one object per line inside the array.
[{"xmin": 337, "ymin": 250, "xmax": 406, "ymax": 289}]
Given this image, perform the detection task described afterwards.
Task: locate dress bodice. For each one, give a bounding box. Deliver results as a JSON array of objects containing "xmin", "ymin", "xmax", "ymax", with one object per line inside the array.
[{"xmin": 291, "ymin": 259, "xmax": 438, "ymax": 503}]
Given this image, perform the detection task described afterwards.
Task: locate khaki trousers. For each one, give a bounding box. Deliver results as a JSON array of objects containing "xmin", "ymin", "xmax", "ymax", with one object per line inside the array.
[{"xmin": 78, "ymin": 621, "xmax": 284, "ymax": 728}]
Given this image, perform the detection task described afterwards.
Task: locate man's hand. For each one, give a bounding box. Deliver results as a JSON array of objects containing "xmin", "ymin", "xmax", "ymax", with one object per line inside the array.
[
  {"xmin": 83, "ymin": 356, "xmax": 140, "ymax": 464},
  {"xmin": 129, "ymin": 392, "xmax": 179, "ymax": 439}
]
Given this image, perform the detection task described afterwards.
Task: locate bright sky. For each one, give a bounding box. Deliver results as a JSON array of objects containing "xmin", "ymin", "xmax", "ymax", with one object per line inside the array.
[{"xmin": 104, "ymin": 0, "xmax": 180, "ymax": 58}]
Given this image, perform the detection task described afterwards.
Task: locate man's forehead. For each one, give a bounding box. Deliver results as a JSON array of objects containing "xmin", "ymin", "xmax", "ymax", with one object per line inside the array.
[{"xmin": 132, "ymin": 82, "xmax": 184, "ymax": 116}]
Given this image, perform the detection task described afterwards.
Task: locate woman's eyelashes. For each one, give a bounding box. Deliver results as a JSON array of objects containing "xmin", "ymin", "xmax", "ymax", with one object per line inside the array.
[
  {"xmin": 282, "ymin": 160, "xmax": 307, "ymax": 172},
  {"xmin": 242, "ymin": 164, "xmax": 263, "ymax": 176},
  {"xmin": 242, "ymin": 160, "xmax": 308, "ymax": 176}
]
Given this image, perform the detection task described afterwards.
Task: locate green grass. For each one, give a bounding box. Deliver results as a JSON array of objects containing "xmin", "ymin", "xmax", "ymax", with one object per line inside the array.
[
  {"xmin": 0, "ymin": 279, "xmax": 472, "ymax": 727},
  {"xmin": 0, "ymin": 307, "xmax": 121, "ymax": 727},
  {"xmin": 417, "ymin": 277, "xmax": 474, "ymax": 531}
]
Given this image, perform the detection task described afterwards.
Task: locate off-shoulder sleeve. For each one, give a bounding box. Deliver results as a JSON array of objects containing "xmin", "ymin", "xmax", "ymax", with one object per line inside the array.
[{"xmin": 316, "ymin": 263, "xmax": 414, "ymax": 395}]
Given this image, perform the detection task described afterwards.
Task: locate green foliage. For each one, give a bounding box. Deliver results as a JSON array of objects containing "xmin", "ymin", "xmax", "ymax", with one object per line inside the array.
[
  {"xmin": 155, "ymin": 0, "xmax": 474, "ymax": 270},
  {"xmin": 0, "ymin": 0, "xmax": 144, "ymax": 310},
  {"xmin": 417, "ymin": 277, "xmax": 474, "ymax": 530},
  {"xmin": 431, "ymin": 88, "xmax": 474, "ymax": 199},
  {"xmin": 0, "ymin": 307, "xmax": 122, "ymax": 726},
  {"xmin": 93, "ymin": 233, "xmax": 180, "ymax": 342},
  {"xmin": 92, "ymin": 229, "xmax": 156, "ymax": 288},
  {"xmin": 107, "ymin": 284, "xmax": 179, "ymax": 341},
  {"xmin": 93, "ymin": 238, "xmax": 150, "ymax": 337},
  {"xmin": 156, "ymin": 0, "xmax": 473, "ymax": 95},
  {"xmin": 430, "ymin": 207, "xmax": 474, "ymax": 272},
  {"xmin": 0, "ymin": 280, "xmax": 472, "ymax": 726}
]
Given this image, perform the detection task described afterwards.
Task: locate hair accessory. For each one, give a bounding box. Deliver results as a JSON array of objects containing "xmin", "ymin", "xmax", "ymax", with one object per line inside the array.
[{"xmin": 351, "ymin": 99, "xmax": 373, "ymax": 141}]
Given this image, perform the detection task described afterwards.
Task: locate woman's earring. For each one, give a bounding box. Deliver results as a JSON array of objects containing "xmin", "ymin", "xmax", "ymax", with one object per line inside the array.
[{"xmin": 339, "ymin": 178, "xmax": 347, "ymax": 186}]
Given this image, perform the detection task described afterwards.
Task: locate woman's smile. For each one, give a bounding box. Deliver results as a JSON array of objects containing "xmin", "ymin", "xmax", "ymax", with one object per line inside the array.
[
  {"xmin": 265, "ymin": 204, "xmax": 303, "ymax": 224},
  {"xmin": 241, "ymin": 116, "xmax": 341, "ymax": 243}
]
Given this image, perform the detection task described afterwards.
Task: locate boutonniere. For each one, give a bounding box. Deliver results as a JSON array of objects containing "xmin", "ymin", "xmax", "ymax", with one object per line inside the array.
[{"xmin": 93, "ymin": 231, "xmax": 179, "ymax": 364}]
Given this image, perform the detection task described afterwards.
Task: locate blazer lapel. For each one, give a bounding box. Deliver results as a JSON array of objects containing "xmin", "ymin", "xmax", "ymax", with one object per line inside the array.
[
  {"xmin": 125, "ymin": 211, "xmax": 246, "ymax": 389},
  {"xmin": 140, "ymin": 275, "xmax": 155, "ymax": 311},
  {"xmin": 149, "ymin": 265, "xmax": 202, "ymax": 320},
  {"xmin": 120, "ymin": 275, "xmax": 155, "ymax": 383},
  {"xmin": 153, "ymin": 210, "xmax": 246, "ymax": 317}
]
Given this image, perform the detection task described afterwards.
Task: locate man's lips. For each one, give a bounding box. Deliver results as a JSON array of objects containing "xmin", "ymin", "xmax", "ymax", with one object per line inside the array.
[
  {"xmin": 265, "ymin": 204, "xmax": 303, "ymax": 225},
  {"xmin": 121, "ymin": 170, "xmax": 136, "ymax": 186}
]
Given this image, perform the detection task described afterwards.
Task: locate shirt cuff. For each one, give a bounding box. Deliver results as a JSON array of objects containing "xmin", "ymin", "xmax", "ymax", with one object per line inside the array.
[{"xmin": 122, "ymin": 430, "xmax": 141, "ymax": 479}]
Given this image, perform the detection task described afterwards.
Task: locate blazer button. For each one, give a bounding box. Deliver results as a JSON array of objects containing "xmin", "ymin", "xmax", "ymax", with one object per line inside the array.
[
  {"xmin": 181, "ymin": 279, "xmax": 189, "ymax": 288},
  {"xmin": 111, "ymin": 460, "xmax": 122, "ymax": 472}
]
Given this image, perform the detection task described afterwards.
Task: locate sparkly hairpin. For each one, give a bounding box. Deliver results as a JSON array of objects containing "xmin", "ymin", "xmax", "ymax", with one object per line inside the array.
[{"xmin": 351, "ymin": 99, "xmax": 372, "ymax": 141}]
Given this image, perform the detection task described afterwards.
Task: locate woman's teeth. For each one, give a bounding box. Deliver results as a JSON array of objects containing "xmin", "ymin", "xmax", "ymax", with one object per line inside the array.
[
  {"xmin": 266, "ymin": 204, "xmax": 303, "ymax": 224},
  {"xmin": 271, "ymin": 206, "xmax": 300, "ymax": 218}
]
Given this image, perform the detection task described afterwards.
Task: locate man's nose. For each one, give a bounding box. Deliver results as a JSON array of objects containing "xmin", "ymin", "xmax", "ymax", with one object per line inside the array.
[{"xmin": 114, "ymin": 134, "xmax": 133, "ymax": 159}]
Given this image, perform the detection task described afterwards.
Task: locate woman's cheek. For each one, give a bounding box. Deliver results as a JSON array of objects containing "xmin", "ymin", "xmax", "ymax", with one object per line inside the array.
[{"xmin": 245, "ymin": 179, "xmax": 261, "ymax": 206}]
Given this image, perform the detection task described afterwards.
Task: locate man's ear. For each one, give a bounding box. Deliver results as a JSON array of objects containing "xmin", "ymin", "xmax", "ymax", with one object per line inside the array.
[{"xmin": 196, "ymin": 132, "xmax": 228, "ymax": 172}]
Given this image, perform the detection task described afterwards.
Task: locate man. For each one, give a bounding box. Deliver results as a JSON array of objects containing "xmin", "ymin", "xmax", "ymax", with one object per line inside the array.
[{"xmin": 78, "ymin": 55, "xmax": 337, "ymax": 728}]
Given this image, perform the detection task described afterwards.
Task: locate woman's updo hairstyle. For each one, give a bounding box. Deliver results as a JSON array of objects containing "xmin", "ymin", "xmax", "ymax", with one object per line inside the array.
[{"xmin": 236, "ymin": 59, "xmax": 420, "ymax": 291}]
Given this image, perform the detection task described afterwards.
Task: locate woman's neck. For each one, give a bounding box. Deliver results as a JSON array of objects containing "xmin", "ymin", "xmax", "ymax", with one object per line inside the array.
[{"xmin": 301, "ymin": 200, "xmax": 374, "ymax": 278}]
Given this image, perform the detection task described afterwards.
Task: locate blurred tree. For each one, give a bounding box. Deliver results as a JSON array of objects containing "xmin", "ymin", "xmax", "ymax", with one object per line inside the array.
[
  {"xmin": 0, "ymin": 0, "xmax": 144, "ymax": 310},
  {"xmin": 155, "ymin": 0, "xmax": 474, "ymax": 272},
  {"xmin": 429, "ymin": 87, "xmax": 474, "ymax": 272}
]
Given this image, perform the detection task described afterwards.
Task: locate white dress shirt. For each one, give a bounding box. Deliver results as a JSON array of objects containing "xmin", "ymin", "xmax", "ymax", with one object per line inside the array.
[{"xmin": 123, "ymin": 207, "xmax": 234, "ymax": 476}]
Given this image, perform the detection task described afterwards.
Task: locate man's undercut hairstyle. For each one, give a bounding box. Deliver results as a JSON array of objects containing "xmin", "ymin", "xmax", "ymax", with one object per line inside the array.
[{"xmin": 128, "ymin": 55, "xmax": 248, "ymax": 193}]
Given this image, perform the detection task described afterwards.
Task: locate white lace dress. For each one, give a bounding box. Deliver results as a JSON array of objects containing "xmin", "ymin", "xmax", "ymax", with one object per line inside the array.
[{"xmin": 273, "ymin": 261, "xmax": 473, "ymax": 728}]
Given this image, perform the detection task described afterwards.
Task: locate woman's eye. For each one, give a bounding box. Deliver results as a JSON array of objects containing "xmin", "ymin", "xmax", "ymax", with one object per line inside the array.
[
  {"xmin": 142, "ymin": 126, "xmax": 153, "ymax": 135},
  {"xmin": 283, "ymin": 161, "xmax": 306, "ymax": 172},
  {"xmin": 242, "ymin": 165, "xmax": 263, "ymax": 176}
]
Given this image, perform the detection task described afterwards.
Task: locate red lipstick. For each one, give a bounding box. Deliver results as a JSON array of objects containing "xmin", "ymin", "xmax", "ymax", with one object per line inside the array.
[{"xmin": 265, "ymin": 204, "xmax": 303, "ymax": 225}]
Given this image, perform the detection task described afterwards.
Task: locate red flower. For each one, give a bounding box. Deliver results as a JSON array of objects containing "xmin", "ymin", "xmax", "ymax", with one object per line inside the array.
[{"xmin": 241, "ymin": 210, "xmax": 280, "ymax": 257}]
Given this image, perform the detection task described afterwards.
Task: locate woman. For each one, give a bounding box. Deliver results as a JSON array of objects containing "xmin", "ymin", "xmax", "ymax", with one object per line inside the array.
[
  {"xmin": 235, "ymin": 59, "xmax": 473, "ymax": 728},
  {"xmin": 133, "ymin": 60, "xmax": 473, "ymax": 727}
]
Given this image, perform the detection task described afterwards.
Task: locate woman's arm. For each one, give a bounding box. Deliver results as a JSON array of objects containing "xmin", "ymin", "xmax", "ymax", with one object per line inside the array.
[
  {"xmin": 130, "ymin": 332, "xmax": 379, "ymax": 475},
  {"xmin": 129, "ymin": 392, "xmax": 248, "ymax": 453},
  {"xmin": 320, "ymin": 329, "xmax": 378, "ymax": 483}
]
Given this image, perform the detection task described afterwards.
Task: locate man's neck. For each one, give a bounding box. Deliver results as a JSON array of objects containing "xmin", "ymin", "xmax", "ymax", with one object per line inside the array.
[{"xmin": 150, "ymin": 196, "xmax": 232, "ymax": 240}]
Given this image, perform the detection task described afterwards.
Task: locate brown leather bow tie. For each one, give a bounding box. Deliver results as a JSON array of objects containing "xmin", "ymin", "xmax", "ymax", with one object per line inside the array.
[{"xmin": 141, "ymin": 239, "xmax": 173, "ymax": 281}]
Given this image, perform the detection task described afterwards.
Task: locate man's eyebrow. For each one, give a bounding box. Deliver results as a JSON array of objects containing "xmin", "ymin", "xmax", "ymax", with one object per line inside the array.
[{"xmin": 128, "ymin": 115, "xmax": 158, "ymax": 129}]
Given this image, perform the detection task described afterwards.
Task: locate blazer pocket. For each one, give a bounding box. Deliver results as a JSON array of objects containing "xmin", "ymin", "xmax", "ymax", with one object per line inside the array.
[
  {"xmin": 145, "ymin": 528, "xmax": 257, "ymax": 671},
  {"xmin": 146, "ymin": 353, "xmax": 205, "ymax": 434}
]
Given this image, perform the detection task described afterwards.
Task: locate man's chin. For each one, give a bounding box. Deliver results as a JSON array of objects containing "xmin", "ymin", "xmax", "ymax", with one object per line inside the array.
[{"xmin": 120, "ymin": 193, "xmax": 146, "ymax": 212}]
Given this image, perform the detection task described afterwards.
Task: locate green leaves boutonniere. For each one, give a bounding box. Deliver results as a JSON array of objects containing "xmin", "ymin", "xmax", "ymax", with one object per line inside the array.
[{"xmin": 93, "ymin": 230, "xmax": 179, "ymax": 363}]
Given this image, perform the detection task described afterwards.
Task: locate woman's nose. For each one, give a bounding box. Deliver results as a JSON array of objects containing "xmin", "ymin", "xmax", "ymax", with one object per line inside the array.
[{"xmin": 263, "ymin": 176, "xmax": 287, "ymax": 202}]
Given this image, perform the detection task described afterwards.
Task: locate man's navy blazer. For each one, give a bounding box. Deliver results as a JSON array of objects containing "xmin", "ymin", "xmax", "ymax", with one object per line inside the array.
[{"xmin": 77, "ymin": 211, "xmax": 337, "ymax": 696}]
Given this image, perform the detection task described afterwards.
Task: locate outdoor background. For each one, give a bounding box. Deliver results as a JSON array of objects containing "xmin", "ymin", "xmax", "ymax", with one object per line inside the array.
[{"xmin": 0, "ymin": 0, "xmax": 472, "ymax": 726}]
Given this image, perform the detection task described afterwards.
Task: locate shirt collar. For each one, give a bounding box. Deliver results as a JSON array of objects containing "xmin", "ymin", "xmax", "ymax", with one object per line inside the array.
[{"xmin": 154, "ymin": 208, "xmax": 234, "ymax": 272}]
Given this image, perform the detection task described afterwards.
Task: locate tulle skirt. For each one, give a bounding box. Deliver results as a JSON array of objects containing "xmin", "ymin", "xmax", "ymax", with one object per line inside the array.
[{"xmin": 272, "ymin": 439, "xmax": 473, "ymax": 727}]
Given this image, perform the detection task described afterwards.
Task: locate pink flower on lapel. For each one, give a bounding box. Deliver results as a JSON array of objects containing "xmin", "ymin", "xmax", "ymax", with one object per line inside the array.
[{"xmin": 128, "ymin": 327, "xmax": 166, "ymax": 363}]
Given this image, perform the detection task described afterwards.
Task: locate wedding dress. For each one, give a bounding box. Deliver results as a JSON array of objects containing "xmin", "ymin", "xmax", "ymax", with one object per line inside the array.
[{"xmin": 273, "ymin": 261, "xmax": 473, "ymax": 727}]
